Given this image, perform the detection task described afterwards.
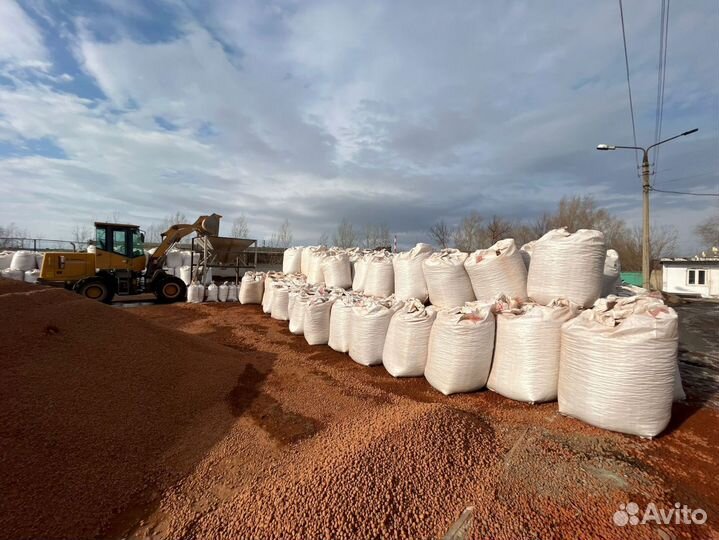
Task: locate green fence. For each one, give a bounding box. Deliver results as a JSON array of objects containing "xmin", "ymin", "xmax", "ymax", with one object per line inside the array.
[{"xmin": 620, "ymin": 272, "xmax": 643, "ymax": 286}]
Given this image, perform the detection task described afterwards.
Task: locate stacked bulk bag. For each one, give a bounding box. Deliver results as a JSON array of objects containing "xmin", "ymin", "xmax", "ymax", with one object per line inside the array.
[
  {"xmin": 187, "ymin": 282, "xmax": 204, "ymax": 303},
  {"xmin": 218, "ymin": 282, "xmax": 230, "ymax": 302},
  {"xmin": 520, "ymin": 241, "xmax": 535, "ymax": 269},
  {"xmin": 301, "ymin": 246, "xmax": 315, "ymax": 275},
  {"xmin": 283, "ymin": 247, "xmax": 303, "ymax": 274},
  {"xmin": 2, "ymin": 268, "xmax": 24, "ymax": 281},
  {"xmin": 422, "ymin": 249, "xmax": 475, "ymax": 308},
  {"xmin": 271, "ymin": 284, "xmax": 291, "ymax": 320},
  {"xmin": 526, "ymin": 228, "xmax": 605, "ymax": 308},
  {"xmin": 289, "ymin": 292, "xmax": 310, "ymax": 335},
  {"xmin": 24, "ymin": 269, "xmax": 41, "ymax": 283},
  {"xmin": 321, "ymin": 252, "xmax": 352, "ymax": 289},
  {"xmin": 487, "ymin": 300, "xmax": 578, "ymax": 403},
  {"xmin": 465, "ymin": 239, "xmax": 528, "ymax": 301},
  {"xmin": 424, "ymin": 304, "xmax": 495, "ymax": 395},
  {"xmin": 364, "ymin": 252, "xmax": 394, "ymax": 297},
  {"xmin": 35, "ymin": 252, "xmax": 44, "ymax": 269},
  {"xmin": 558, "ymin": 296, "xmax": 679, "ymax": 438},
  {"xmin": 307, "ymin": 248, "xmax": 327, "ymax": 285},
  {"xmin": 349, "ymin": 301, "xmax": 400, "ymax": 366},
  {"xmin": 383, "ymin": 300, "xmax": 436, "ymax": 377},
  {"xmin": 178, "ymin": 266, "xmax": 192, "ymax": 286},
  {"xmin": 10, "ymin": 251, "xmax": 36, "ymax": 272},
  {"xmin": 393, "ymin": 243, "xmax": 433, "ymax": 302},
  {"xmin": 0, "ymin": 251, "xmax": 14, "ymax": 270},
  {"xmin": 240, "ymin": 272, "xmax": 265, "ymax": 305},
  {"xmin": 304, "ymin": 296, "xmax": 335, "ymax": 345},
  {"xmin": 328, "ymin": 295, "xmax": 360, "ymax": 353},
  {"xmin": 601, "ymin": 249, "xmax": 621, "ymax": 297},
  {"xmin": 261, "ymin": 275, "xmax": 277, "ymax": 313},
  {"xmin": 165, "ymin": 249, "xmax": 183, "ymax": 270},
  {"xmin": 351, "ymin": 254, "xmax": 370, "ymax": 292},
  {"xmin": 181, "ymin": 250, "xmax": 193, "ymax": 267}
]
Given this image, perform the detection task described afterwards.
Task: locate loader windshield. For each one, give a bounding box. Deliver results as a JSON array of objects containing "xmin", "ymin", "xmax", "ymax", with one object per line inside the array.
[{"xmin": 132, "ymin": 230, "xmax": 144, "ymax": 257}]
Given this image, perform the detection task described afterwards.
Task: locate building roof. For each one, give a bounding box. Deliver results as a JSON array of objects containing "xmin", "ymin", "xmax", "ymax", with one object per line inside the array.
[{"xmin": 661, "ymin": 257, "xmax": 719, "ymax": 266}]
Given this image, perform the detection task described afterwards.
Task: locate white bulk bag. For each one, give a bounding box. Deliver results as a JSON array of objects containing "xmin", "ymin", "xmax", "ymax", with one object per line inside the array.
[
  {"xmin": 328, "ymin": 296, "xmax": 357, "ymax": 353},
  {"xmin": 240, "ymin": 272, "xmax": 265, "ymax": 305},
  {"xmin": 321, "ymin": 253, "xmax": 352, "ymax": 289},
  {"xmin": 520, "ymin": 241, "xmax": 535, "ymax": 269},
  {"xmin": 465, "ymin": 239, "xmax": 528, "ymax": 301},
  {"xmin": 601, "ymin": 249, "xmax": 621, "ymax": 297},
  {"xmin": 87, "ymin": 245, "xmax": 97, "ymax": 254},
  {"xmin": 349, "ymin": 302, "xmax": 398, "ymax": 366},
  {"xmin": 393, "ymin": 243, "xmax": 433, "ymax": 302},
  {"xmin": 304, "ymin": 297, "xmax": 335, "ymax": 345},
  {"xmin": 35, "ymin": 252, "xmax": 44, "ymax": 269},
  {"xmin": 261, "ymin": 275, "xmax": 276, "ymax": 312},
  {"xmin": 165, "ymin": 249, "xmax": 183, "ymax": 269},
  {"xmin": 2, "ymin": 268, "xmax": 24, "ymax": 281},
  {"xmin": 301, "ymin": 246, "xmax": 319, "ymax": 275},
  {"xmin": 289, "ymin": 293, "xmax": 310, "ymax": 335},
  {"xmin": 351, "ymin": 255, "xmax": 369, "ymax": 292},
  {"xmin": 226, "ymin": 283, "xmax": 238, "ymax": 302},
  {"xmin": 424, "ymin": 305, "xmax": 495, "ymax": 395},
  {"xmin": 527, "ymin": 228, "xmax": 605, "ymax": 308},
  {"xmin": 24, "ymin": 269, "xmax": 41, "ymax": 284},
  {"xmin": 364, "ymin": 253, "xmax": 394, "ymax": 298},
  {"xmin": 205, "ymin": 283, "xmax": 219, "ymax": 302},
  {"xmin": 383, "ymin": 300, "xmax": 436, "ymax": 377},
  {"xmin": 0, "ymin": 251, "xmax": 14, "ymax": 270},
  {"xmin": 187, "ymin": 282, "xmax": 204, "ymax": 303},
  {"xmin": 218, "ymin": 282, "xmax": 230, "ymax": 302},
  {"xmin": 179, "ymin": 266, "xmax": 192, "ymax": 285},
  {"xmin": 283, "ymin": 247, "xmax": 303, "ymax": 274},
  {"xmin": 487, "ymin": 300, "xmax": 578, "ymax": 403},
  {"xmin": 180, "ymin": 251, "xmax": 191, "ymax": 267},
  {"xmin": 422, "ymin": 249, "xmax": 475, "ymax": 308},
  {"xmin": 271, "ymin": 285, "xmax": 290, "ymax": 320},
  {"xmin": 558, "ymin": 296, "xmax": 678, "ymax": 438},
  {"xmin": 10, "ymin": 250, "xmax": 36, "ymax": 271}
]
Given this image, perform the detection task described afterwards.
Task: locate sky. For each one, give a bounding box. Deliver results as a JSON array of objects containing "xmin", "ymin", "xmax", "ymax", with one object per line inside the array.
[{"xmin": 0, "ymin": 0, "xmax": 717, "ymax": 252}]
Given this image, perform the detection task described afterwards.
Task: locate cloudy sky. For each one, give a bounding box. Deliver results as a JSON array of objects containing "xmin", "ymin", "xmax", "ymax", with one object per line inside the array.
[{"xmin": 1, "ymin": 0, "xmax": 717, "ymax": 251}]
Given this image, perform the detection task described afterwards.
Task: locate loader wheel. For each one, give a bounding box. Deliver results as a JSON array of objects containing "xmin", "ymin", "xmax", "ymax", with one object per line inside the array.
[
  {"xmin": 155, "ymin": 276, "xmax": 187, "ymax": 304},
  {"xmin": 76, "ymin": 278, "xmax": 114, "ymax": 304}
]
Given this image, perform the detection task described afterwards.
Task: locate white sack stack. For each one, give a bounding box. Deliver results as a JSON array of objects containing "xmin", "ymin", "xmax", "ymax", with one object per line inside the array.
[
  {"xmin": 321, "ymin": 252, "xmax": 352, "ymax": 289},
  {"xmin": 601, "ymin": 249, "xmax": 621, "ymax": 297},
  {"xmin": 424, "ymin": 304, "xmax": 495, "ymax": 395},
  {"xmin": 349, "ymin": 301, "xmax": 400, "ymax": 366},
  {"xmin": 520, "ymin": 241, "xmax": 535, "ymax": 269},
  {"xmin": 304, "ymin": 296, "xmax": 335, "ymax": 345},
  {"xmin": 1, "ymin": 268, "xmax": 24, "ymax": 281},
  {"xmin": 289, "ymin": 292, "xmax": 311, "ymax": 335},
  {"xmin": 10, "ymin": 251, "xmax": 36, "ymax": 271},
  {"xmin": 0, "ymin": 251, "xmax": 14, "ymax": 270},
  {"xmin": 558, "ymin": 296, "xmax": 679, "ymax": 438},
  {"xmin": 187, "ymin": 282, "xmax": 204, "ymax": 303},
  {"xmin": 270, "ymin": 284, "xmax": 291, "ymax": 320},
  {"xmin": 181, "ymin": 251, "xmax": 193, "ymax": 267},
  {"xmin": 307, "ymin": 247, "xmax": 327, "ymax": 285},
  {"xmin": 300, "ymin": 246, "xmax": 317, "ymax": 275},
  {"xmin": 393, "ymin": 243, "xmax": 433, "ymax": 302},
  {"xmin": 328, "ymin": 295, "xmax": 360, "ymax": 353},
  {"xmin": 422, "ymin": 249, "xmax": 475, "ymax": 308},
  {"xmin": 364, "ymin": 252, "xmax": 395, "ymax": 297},
  {"xmin": 165, "ymin": 249, "xmax": 183, "ymax": 269},
  {"xmin": 351, "ymin": 254, "xmax": 370, "ymax": 292},
  {"xmin": 283, "ymin": 247, "xmax": 303, "ymax": 274},
  {"xmin": 24, "ymin": 269, "xmax": 41, "ymax": 283},
  {"xmin": 527, "ymin": 228, "xmax": 605, "ymax": 308},
  {"xmin": 383, "ymin": 299, "xmax": 436, "ymax": 377},
  {"xmin": 487, "ymin": 299, "xmax": 578, "ymax": 403},
  {"xmin": 465, "ymin": 239, "xmax": 528, "ymax": 301},
  {"xmin": 240, "ymin": 271, "xmax": 265, "ymax": 305},
  {"xmin": 178, "ymin": 266, "xmax": 192, "ymax": 286}
]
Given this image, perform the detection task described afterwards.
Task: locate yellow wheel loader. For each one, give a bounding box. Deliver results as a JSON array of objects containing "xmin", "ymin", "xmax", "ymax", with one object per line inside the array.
[{"xmin": 38, "ymin": 214, "xmax": 221, "ymax": 303}]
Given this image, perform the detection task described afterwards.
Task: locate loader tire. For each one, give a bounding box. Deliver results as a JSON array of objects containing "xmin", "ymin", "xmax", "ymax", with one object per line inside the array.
[
  {"xmin": 76, "ymin": 277, "xmax": 114, "ymax": 304},
  {"xmin": 155, "ymin": 276, "xmax": 187, "ymax": 304}
]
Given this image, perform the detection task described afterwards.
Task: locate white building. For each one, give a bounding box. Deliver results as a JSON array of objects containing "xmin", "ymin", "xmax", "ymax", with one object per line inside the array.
[{"xmin": 661, "ymin": 257, "xmax": 719, "ymax": 298}]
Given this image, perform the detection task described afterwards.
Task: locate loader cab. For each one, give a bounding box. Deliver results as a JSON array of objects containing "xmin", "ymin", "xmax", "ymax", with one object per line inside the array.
[{"xmin": 93, "ymin": 222, "xmax": 146, "ymax": 277}]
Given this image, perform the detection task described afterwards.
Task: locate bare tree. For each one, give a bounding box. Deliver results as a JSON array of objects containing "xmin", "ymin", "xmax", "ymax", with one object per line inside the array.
[
  {"xmin": 428, "ymin": 220, "xmax": 453, "ymax": 248},
  {"xmin": 613, "ymin": 225, "xmax": 678, "ymax": 271},
  {"xmin": 362, "ymin": 223, "xmax": 390, "ymax": 249},
  {"xmin": 270, "ymin": 219, "xmax": 293, "ymax": 248},
  {"xmin": 144, "ymin": 212, "xmax": 189, "ymax": 243},
  {"xmin": 486, "ymin": 215, "xmax": 513, "ymax": 244},
  {"xmin": 231, "ymin": 215, "xmax": 250, "ymax": 238},
  {"xmin": 453, "ymin": 211, "xmax": 484, "ymax": 252},
  {"xmin": 508, "ymin": 221, "xmax": 536, "ymax": 247},
  {"xmin": 318, "ymin": 231, "xmax": 329, "ymax": 246},
  {"xmin": 530, "ymin": 212, "xmax": 553, "ymax": 238},
  {"xmin": 333, "ymin": 218, "xmax": 356, "ymax": 248},
  {"xmin": 695, "ymin": 215, "xmax": 719, "ymax": 249},
  {"xmin": 0, "ymin": 222, "xmax": 29, "ymax": 248},
  {"xmin": 72, "ymin": 224, "xmax": 92, "ymax": 245}
]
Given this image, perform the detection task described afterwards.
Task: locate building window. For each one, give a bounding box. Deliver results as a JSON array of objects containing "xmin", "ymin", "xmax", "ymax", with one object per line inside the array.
[{"xmin": 688, "ymin": 269, "xmax": 706, "ymax": 286}]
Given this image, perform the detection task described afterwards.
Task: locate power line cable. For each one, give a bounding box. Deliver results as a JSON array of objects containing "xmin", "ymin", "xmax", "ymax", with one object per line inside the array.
[
  {"xmin": 652, "ymin": 0, "xmax": 666, "ymax": 152},
  {"xmin": 650, "ymin": 187, "xmax": 719, "ymax": 197},
  {"xmin": 653, "ymin": 0, "xmax": 671, "ymax": 183},
  {"xmin": 618, "ymin": 0, "xmax": 640, "ymax": 176}
]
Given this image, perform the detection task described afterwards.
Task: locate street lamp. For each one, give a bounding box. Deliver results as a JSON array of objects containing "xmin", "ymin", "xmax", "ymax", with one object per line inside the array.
[{"xmin": 596, "ymin": 128, "xmax": 698, "ymax": 289}]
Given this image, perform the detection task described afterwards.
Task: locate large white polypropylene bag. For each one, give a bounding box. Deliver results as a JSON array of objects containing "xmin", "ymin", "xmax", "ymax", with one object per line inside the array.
[
  {"xmin": 307, "ymin": 249, "xmax": 327, "ymax": 285},
  {"xmin": 227, "ymin": 283, "xmax": 238, "ymax": 302},
  {"xmin": 558, "ymin": 296, "xmax": 678, "ymax": 438},
  {"xmin": 187, "ymin": 282, "xmax": 204, "ymax": 303},
  {"xmin": 422, "ymin": 249, "xmax": 475, "ymax": 308},
  {"xmin": 0, "ymin": 251, "xmax": 14, "ymax": 270},
  {"xmin": 304, "ymin": 297, "xmax": 335, "ymax": 345},
  {"xmin": 218, "ymin": 282, "xmax": 230, "ymax": 302},
  {"xmin": 2, "ymin": 268, "xmax": 24, "ymax": 281},
  {"xmin": 465, "ymin": 239, "xmax": 528, "ymax": 301},
  {"xmin": 35, "ymin": 252, "xmax": 44, "ymax": 269},
  {"xmin": 178, "ymin": 266, "xmax": 192, "ymax": 286},
  {"xmin": 328, "ymin": 296, "xmax": 357, "ymax": 353},
  {"xmin": 364, "ymin": 253, "xmax": 394, "ymax": 298},
  {"xmin": 601, "ymin": 249, "xmax": 621, "ymax": 297},
  {"xmin": 283, "ymin": 247, "xmax": 303, "ymax": 274},
  {"xmin": 205, "ymin": 283, "xmax": 219, "ymax": 302},
  {"xmin": 289, "ymin": 293, "xmax": 310, "ymax": 335},
  {"xmin": 351, "ymin": 256, "xmax": 369, "ymax": 292},
  {"xmin": 393, "ymin": 243, "xmax": 433, "ymax": 302},
  {"xmin": 321, "ymin": 253, "xmax": 352, "ymax": 289},
  {"xmin": 349, "ymin": 302, "xmax": 398, "ymax": 366},
  {"xmin": 240, "ymin": 272, "xmax": 265, "ymax": 305},
  {"xmin": 24, "ymin": 269, "xmax": 41, "ymax": 284},
  {"xmin": 181, "ymin": 251, "xmax": 193, "ymax": 267},
  {"xmin": 527, "ymin": 228, "xmax": 606, "ymax": 308},
  {"xmin": 383, "ymin": 300, "xmax": 436, "ymax": 377},
  {"xmin": 10, "ymin": 251, "xmax": 36, "ymax": 271},
  {"xmin": 520, "ymin": 241, "xmax": 535, "ymax": 269},
  {"xmin": 271, "ymin": 285, "xmax": 290, "ymax": 320},
  {"xmin": 261, "ymin": 275, "xmax": 277, "ymax": 313},
  {"xmin": 165, "ymin": 249, "xmax": 183, "ymax": 269},
  {"xmin": 424, "ymin": 305, "xmax": 495, "ymax": 395},
  {"xmin": 487, "ymin": 300, "xmax": 578, "ymax": 403},
  {"xmin": 301, "ymin": 246, "xmax": 316, "ymax": 275}
]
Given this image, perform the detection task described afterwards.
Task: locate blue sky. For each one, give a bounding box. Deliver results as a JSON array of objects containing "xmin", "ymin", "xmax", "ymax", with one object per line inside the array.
[{"xmin": 0, "ymin": 0, "xmax": 717, "ymax": 252}]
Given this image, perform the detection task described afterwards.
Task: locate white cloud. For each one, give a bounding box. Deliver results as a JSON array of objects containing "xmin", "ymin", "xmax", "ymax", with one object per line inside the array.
[{"xmin": 0, "ymin": 0, "xmax": 49, "ymax": 69}]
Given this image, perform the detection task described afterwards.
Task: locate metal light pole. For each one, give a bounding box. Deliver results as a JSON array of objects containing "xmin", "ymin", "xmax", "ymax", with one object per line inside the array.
[{"xmin": 596, "ymin": 128, "xmax": 698, "ymax": 289}]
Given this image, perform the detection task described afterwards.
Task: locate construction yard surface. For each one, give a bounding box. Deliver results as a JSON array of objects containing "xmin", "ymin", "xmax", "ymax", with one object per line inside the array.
[{"xmin": 0, "ymin": 278, "xmax": 717, "ymax": 540}]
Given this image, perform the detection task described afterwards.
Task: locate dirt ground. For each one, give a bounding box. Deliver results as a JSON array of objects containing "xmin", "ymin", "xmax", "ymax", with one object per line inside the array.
[{"xmin": 1, "ymin": 279, "xmax": 717, "ymax": 540}]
